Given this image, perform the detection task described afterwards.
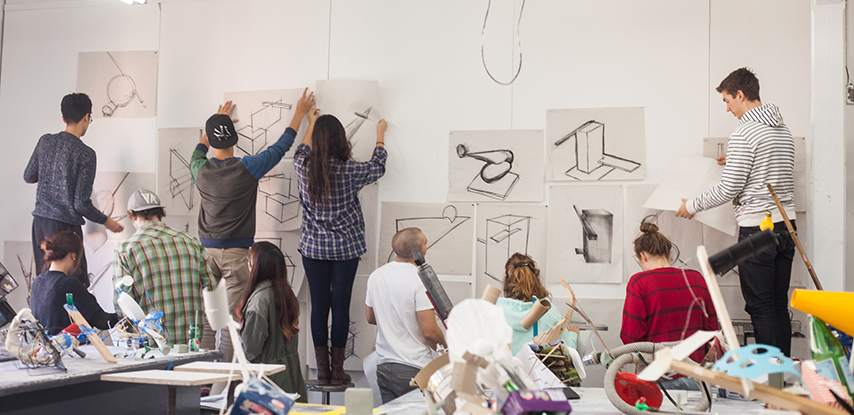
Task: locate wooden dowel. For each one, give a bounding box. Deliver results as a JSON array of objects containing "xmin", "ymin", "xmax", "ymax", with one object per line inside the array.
[{"xmin": 766, "ymin": 183, "xmax": 823, "ymax": 290}]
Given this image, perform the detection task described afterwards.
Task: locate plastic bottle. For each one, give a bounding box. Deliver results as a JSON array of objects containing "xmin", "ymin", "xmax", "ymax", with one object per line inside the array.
[
  {"xmin": 810, "ymin": 315, "xmax": 854, "ymax": 399},
  {"xmin": 760, "ymin": 212, "xmax": 774, "ymax": 231}
]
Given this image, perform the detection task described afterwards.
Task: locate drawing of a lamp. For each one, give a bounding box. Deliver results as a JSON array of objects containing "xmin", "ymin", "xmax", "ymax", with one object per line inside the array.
[
  {"xmin": 555, "ymin": 120, "xmax": 641, "ymax": 180},
  {"xmin": 573, "ymin": 205, "xmax": 613, "ymax": 264},
  {"xmin": 344, "ymin": 106, "xmax": 372, "ymax": 147},
  {"xmin": 456, "ymin": 143, "xmax": 519, "ymax": 200}
]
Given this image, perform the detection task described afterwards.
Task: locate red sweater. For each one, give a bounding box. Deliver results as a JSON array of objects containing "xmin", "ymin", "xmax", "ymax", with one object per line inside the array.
[{"xmin": 620, "ymin": 267, "xmax": 718, "ymax": 363}]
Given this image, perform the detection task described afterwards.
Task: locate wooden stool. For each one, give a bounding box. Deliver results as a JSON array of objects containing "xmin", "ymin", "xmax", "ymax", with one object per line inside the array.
[{"xmin": 305, "ymin": 380, "xmax": 354, "ymax": 405}]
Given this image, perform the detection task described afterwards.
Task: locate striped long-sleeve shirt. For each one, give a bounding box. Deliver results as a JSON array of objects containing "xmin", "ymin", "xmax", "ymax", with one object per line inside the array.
[
  {"xmin": 686, "ymin": 103, "xmax": 796, "ymax": 227},
  {"xmin": 113, "ymin": 221, "xmax": 215, "ymax": 345}
]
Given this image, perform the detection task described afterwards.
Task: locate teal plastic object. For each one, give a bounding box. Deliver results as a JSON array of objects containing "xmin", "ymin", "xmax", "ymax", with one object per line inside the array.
[{"xmin": 712, "ymin": 344, "xmax": 801, "ymax": 380}]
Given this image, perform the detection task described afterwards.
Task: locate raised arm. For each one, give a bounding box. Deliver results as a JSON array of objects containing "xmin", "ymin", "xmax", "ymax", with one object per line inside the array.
[
  {"xmin": 241, "ymin": 90, "xmax": 315, "ymax": 179},
  {"xmin": 300, "ymin": 108, "xmax": 320, "ymax": 148}
]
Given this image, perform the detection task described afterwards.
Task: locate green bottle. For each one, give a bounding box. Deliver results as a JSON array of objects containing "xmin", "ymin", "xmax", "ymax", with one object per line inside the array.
[{"xmin": 810, "ymin": 315, "xmax": 854, "ymax": 399}]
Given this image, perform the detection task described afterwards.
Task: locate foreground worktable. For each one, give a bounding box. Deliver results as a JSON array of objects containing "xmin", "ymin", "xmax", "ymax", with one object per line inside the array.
[
  {"xmin": 0, "ymin": 344, "xmax": 220, "ymax": 415},
  {"xmin": 377, "ymin": 387, "xmax": 769, "ymax": 415}
]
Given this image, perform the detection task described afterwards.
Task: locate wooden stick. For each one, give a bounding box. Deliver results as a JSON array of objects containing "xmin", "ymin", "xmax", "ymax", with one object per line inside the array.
[
  {"xmin": 697, "ymin": 246, "xmax": 741, "ymax": 351},
  {"xmin": 65, "ymin": 306, "xmax": 117, "ymax": 364},
  {"xmin": 669, "ymin": 359, "xmax": 846, "ymax": 415},
  {"xmin": 558, "ymin": 278, "xmax": 576, "ymax": 323},
  {"xmin": 766, "ymin": 183, "xmax": 823, "ymax": 290}
]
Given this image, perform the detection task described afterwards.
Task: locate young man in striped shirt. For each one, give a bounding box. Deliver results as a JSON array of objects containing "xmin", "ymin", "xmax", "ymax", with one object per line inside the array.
[
  {"xmin": 677, "ymin": 67, "xmax": 796, "ymax": 356},
  {"xmin": 113, "ymin": 188, "xmax": 215, "ymax": 345}
]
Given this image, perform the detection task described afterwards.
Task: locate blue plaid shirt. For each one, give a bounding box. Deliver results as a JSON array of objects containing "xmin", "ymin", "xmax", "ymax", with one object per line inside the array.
[{"xmin": 294, "ymin": 143, "xmax": 387, "ymax": 260}]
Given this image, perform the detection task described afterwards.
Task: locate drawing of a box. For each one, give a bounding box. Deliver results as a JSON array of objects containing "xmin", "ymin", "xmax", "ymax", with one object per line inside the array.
[
  {"xmin": 571, "ymin": 121, "xmax": 605, "ymax": 174},
  {"xmin": 574, "ymin": 207, "xmax": 612, "ymax": 264},
  {"xmin": 485, "ymin": 215, "xmax": 531, "ymax": 278},
  {"xmin": 265, "ymin": 193, "xmax": 300, "ymax": 223}
]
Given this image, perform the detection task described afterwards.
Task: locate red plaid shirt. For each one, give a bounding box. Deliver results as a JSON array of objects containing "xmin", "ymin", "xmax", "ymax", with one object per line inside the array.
[{"xmin": 621, "ymin": 267, "xmax": 718, "ymax": 363}]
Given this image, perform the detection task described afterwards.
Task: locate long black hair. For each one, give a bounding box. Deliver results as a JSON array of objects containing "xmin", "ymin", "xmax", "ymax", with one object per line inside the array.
[
  {"xmin": 237, "ymin": 242, "xmax": 300, "ymax": 341},
  {"xmin": 305, "ymin": 114, "xmax": 351, "ymax": 206}
]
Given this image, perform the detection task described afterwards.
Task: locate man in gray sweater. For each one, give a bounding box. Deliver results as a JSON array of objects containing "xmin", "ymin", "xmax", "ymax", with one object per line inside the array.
[{"xmin": 24, "ymin": 93, "xmax": 124, "ymax": 286}]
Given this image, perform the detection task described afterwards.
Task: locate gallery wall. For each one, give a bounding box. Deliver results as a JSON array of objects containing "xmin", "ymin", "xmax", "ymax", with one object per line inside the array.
[{"xmin": 0, "ymin": 0, "xmax": 816, "ymax": 389}]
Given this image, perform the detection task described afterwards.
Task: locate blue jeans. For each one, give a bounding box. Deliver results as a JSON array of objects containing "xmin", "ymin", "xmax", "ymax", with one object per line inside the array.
[
  {"xmin": 302, "ymin": 255, "xmax": 360, "ymax": 348},
  {"xmin": 737, "ymin": 223, "xmax": 795, "ymax": 356},
  {"xmin": 377, "ymin": 362, "xmax": 421, "ymax": 404}
]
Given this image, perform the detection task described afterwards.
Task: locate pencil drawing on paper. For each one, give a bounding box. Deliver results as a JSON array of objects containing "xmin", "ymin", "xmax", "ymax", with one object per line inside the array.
[
  {"xmin": 573, "ymin": 205, "xmax": 613, "ymax": 264},
  {"xmin": 94, "ymin": 172, "xmax": 131, "ymax": 223},
  {"xmin": 637, "ymin": 211, "xmax": 690, "ymax": 269},
  {"xmin": 255, "ymin": 236, "xmax": 299, "ymax": 289},
  {"xmin": 258, "ymin": 173, "xmax": 300, "ymax": 224},
  {"xmin": 102, "ymin": 52, "xmax": 147, "ymax": 118},
  {"xmin": 236, "ymin": 99, "xmax": 292, "ymax": 157},
  {"xmin": 385, "ymin": 205, "xmax": 471, "ymax": 263},
  {"xmin": 167, "ymin": 129, "xmax": 202, "ymax": 211},
  {"xmin": 456, "ymin": 144, "xmax": 519, "ymax": 201},
  {"xmin": 344, "ymin": 107, "xmax": 372, "ymax": 150},
  {"xmin": 479, "ymin": 214, "xmax": 531, "ymax": 281},
  {"xmin": 555, "ymin": 120, "xmax": 641, "ymax": 181}
]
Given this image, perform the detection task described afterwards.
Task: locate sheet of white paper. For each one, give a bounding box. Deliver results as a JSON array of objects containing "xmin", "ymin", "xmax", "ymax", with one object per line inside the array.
[
  {"xmin": 643, "ymin": 156, "xmax": 737, "ymax": 236},
  {"xmin": 358, "ymin": 183, "xmax": 380, "ymax": 276},
  {"xmin": 448, "ymin": 130, "xmax": 545, "ymax": 203},
  {"xmin": 546, "ymin": 107, "xmax": 645, "ymax": 182},
  {"xmin": 548, "ymin": 185, "xmax": 624, "ymax": 284},
  {"xmin": 379, "ymin": 202, "xmax": 474, "ymax": 275},
  {"xmin": 77, "ymin": 51, "xmax": 158, "ymax": 118},
  {"xmin": 704, "ymin": 137, "xmax": 806, "ymax": 212},
  {"xmin": 86, "ymin": 240, "xmax": 118, "ymax": 314},
  {"xmin": 315, "ymin": 80, "xmax": 382, "ymax": 162},
  {"xmin": 156, "ymin": 128, "xmax": 202, "ymax": 217},
  {"xmin": 223, "ymin": 88, "xmax": 308, "ymax": 159},
  {"xmin": 474, "ymin": 204, "xmax": 548, "ymax": 296},
  {"xmin": 625, "ymin": 184, "xmax": 704, "ymax": 277}
]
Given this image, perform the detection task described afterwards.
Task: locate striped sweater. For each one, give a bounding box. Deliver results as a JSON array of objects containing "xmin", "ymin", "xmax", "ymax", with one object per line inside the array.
[{"xmin": 686, "ymin": 103, "xmax": 796, "ymax": 227}]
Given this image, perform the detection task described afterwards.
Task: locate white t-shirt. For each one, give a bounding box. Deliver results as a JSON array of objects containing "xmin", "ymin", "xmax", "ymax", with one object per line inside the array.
[{"xmin": 365, "ymin": 261, "xmax": 435, "ymax": 368}]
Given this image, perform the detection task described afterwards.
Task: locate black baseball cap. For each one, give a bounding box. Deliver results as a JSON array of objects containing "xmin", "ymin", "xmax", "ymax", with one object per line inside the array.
[{"xmin": 205, "ymin": 114, "xmax": 238, "ymax": 149}]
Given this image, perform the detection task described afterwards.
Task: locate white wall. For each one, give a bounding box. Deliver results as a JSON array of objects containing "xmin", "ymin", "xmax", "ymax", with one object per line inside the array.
[{"xmin": 0, "ymin": 0, "xmax": 821, "ymax": 392}]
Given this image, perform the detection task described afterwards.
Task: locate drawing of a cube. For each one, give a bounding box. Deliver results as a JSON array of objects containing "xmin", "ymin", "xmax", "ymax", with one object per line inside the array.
[
  {"xmin": 265, "ymin": 193, "xmax": 300, "ymax": 223},
  {"xmin": 485, "ymin": 215, "xmax": 531, "ymax": 279},
  {"xmin": 575, "ymin": 208, "xmax": 612, "ymax": 264},
  {"xmin": 252, "ymin": 101, "xmax": 287, "ymax": 132}
]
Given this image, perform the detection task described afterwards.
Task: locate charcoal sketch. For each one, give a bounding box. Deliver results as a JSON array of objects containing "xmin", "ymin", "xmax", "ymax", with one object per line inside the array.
[
  {"xmin": 101, "ymin": 52, "xmax": 146, "ymax": 117},
  {"xmin": 383, "ymin": 204, "xmax": 472, "ymax": 263},
  {"xmin": 344, "ymin": 107, "xmax": 372, "ymax": 150},
  {"xmin": 480, "ymin": 214, "xmax": 532, "ymax": 282},
  {"xmin": 254, "ymin": 231, "xmax": 305, "ymax": 296},
  {"xmin": 546, "ymin": 108, "xmax": 645, "ymax": 182},
  {"xmin": 475, "ymin": 204, "xmax": 547, "ymax": 295},
  {"xmin": 449, "ymin": 130, "xmax": 544, "ymax": 203},
  {"xmin": 258, "ymin": 173, "xmax": 300, "ymax": 225},
  {"xmin": 456, "ymin": 144, "xmax": 519, "ymax": 201},
  {"xmin": 157, "ymin": 128, "xmax": 202, "ymax": 216},
  {"xmin": 254, "ymin": 236, "xmax": 299, "ymax": 290},
  {"xmin": 572, "ymin": 205, "xmax": 613, "ymax": 264},
  {"xmin": 77, "ymin": 51, "xmax": 158, "ymax": 118},
  {"xmin": 91, "ymin": 172, "xmax": 156, "ymax": 241},
  {"xmin": 555, "ymin": 120, "xmax": 641, "ymax": 181},
  {"xmin": 236, "ymin": 99, "xmax": 291, "ymax": 157},
  {"xmin": 224, "ymin": 88, "xmax": 307, "ymax": 159}
]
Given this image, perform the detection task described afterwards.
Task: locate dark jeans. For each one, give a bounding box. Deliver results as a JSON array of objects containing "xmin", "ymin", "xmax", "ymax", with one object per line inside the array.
[
  {"xmin": 302, "ymin": 255, "xmax": 359, "ymax": 348},
  {"xmin": 737, "ymin": 222, "xmax": 795, "ymax": 356},
  {"xmin": 32, "ymin": 216, "xmax": 88, "ymax": 287},
  {"xmin": 377, "ymin": 362, "xmax": 421, "ymax": 404}
]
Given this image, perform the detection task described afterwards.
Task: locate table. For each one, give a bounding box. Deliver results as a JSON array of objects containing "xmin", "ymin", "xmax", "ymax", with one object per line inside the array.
[
  {"xmin": 102, "ymin": 369, "xmax": 239, "ymax": 415},
  {"xmin": 305, "ymin": 379, "xmax": 354, "ymax": 405},
  {"xmin": 0, "ymin": 344, "xmax": 220, "ymax": 415},
  {"xmin": 376, "ymin": 387, "xmax": 769, "ymax": 414}
]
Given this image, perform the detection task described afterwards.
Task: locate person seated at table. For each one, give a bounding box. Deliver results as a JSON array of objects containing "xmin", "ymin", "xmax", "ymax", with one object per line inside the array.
[
  {"xmin": 30, "ymin": 230, "xmax": 118, "ymax": 335},
  {"xmin": 366, "ymin": 228, "xmax": 447, "ymax": 404},
  {"xmin": 621, "ymin": 222, "xmax": 719, "ymax": 389},
  {"xmin": 237, "ymin": 241, "xmax": 308, "ymax": 402},
  {"xmin": 496, "ymin": 253, "xmax": 579, "ymax": 355}
]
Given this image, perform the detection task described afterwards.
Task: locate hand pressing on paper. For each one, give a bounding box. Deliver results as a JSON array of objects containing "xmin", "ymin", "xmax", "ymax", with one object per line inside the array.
[
  {"xmin": 716, "ymin": 154, "xmax": 727, "ymax": 166},
  {"xmin": 105, "ymin": 217, "xmax": 124, "ymax": 233},
  {"xmin": 216, "ymin": 100, "xmax": 239, "ymax": 123},
  {"xmin": 675, "ymin": 199, "xmax": 694, "ymax": 219}
]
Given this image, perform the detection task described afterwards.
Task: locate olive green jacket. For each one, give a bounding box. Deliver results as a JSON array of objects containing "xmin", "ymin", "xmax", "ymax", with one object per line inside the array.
[{"xmin": 241, "ymin": 280, "xmax": 307, "ymax": 402}]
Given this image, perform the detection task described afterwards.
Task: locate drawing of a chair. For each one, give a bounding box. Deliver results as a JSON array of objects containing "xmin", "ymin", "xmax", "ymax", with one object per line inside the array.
[
  {"xmin": 457, "ymin": 143, "xmax": 520, "ymax": 200},
  {"xmin": 555, "ymin": 120, "xmax": 641, "ymax": 180},
  {"xmin": 485, "ymin": 214, "xmax": 530, "ymax": 279},
  {"xmin": 573, "ymin": 205, "xmax": 612, "ymax": 264}
]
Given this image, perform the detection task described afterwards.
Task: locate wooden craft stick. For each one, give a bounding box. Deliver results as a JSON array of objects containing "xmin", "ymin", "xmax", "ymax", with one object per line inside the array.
[
  {"xmin": 65, "ymin": 306, "xmax": 117, "ymax": 364},
  {"xmin": 766, "ymin": 183, "xmax": 823, "ymax": 290},
  {"xmin": 669, "ymin": 359, "xmax": 846, "ymax": 415},
  {"xmin": 558, "ymin": 278, "xmax": 576, "ymax": 323}
]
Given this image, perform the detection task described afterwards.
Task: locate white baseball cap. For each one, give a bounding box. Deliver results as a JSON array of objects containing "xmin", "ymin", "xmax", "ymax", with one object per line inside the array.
[{"xmin": 127, "ymin": 188, "xmax": 165, "ymax": 212}]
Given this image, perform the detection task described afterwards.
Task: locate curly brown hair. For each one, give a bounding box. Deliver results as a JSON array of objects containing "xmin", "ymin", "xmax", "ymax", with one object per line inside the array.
[{"xmin": 716, "ymin": 67, "xmax": 761, "ymax": 102}]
